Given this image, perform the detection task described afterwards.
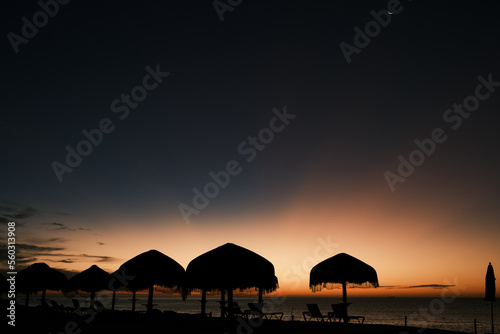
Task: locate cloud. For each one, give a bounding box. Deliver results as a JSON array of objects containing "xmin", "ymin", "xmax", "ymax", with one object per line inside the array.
[
  {"xmin": 0, "ymin": 242, "xmax": 65, "ymax": 253},
  {"xmin": 381, "ymin": 284, "xmax": 455, "ymax": 289},
  {"xmin": 42, "ymin": 222, "xmax": 91, "ymax": 232},
  {"xmin": 51, "ymin": 212, "xmax": 70, "ymax": 216},
  {"xmin": 0, "ymin": 201, "xmax": 113, "ymax": 271},
  {"xmin": 15, "ymin": 243, "xmax": 65, "ymax": 252},
  {"xmin": 22, "ymin": 252, "xmax": 116, "ymax": 263},
  {"xmin": 81, "ymin": 254, "xmax": 115, "ymax": 262},
  {"xmin": 8, "ymin": 207, "xmax": 38, "ymax": 219},
  {"xmin": 57, "ymin": 259, "xmax": 74, "ymax": 263},
  {"xmin": 17, "ymin": 252, "xmax": 117, "ymax": 264},
  {"xmin": 0, "ymin": 201, "xmax": 39, "ymax": 224},
  {"xmin": 47, "ymin": 238, "xmax": 70, "ymax": 243},
  {"xmin": 408, "ymin": 284, "xmax": 455, "ymax": 289},
  {"xmin": 0, "ymin": 250, "xmax": 118, "ymax": 272},
  {"xmin": 43, "ymin": 222, "xmax": 73, "ymax": 230},
  {"xmin": 0, "ymin": 206, "xmax": 17, "ymax": 213},
  {"xmin": 0, "ymin": 242, "xmax": 65, "ymax": 270},
  {"xmin": 16, "ymin": 257, "xmax": 38, "ymax": 264},
  {"xmin": 3, "ymin": 207, "xmax": 37, "ymax": 219}
]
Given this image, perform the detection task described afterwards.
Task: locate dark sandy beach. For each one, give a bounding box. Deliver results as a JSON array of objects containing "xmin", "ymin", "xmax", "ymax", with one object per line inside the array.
[{"xmin": 11, "ymin": 303, "xmax": 471, "ymax": 334}]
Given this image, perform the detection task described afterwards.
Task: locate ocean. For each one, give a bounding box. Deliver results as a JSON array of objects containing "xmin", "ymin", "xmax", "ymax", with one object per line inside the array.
[{"xmin": 31, "ymin": 294, "xmax": 499, "ymax": 333}]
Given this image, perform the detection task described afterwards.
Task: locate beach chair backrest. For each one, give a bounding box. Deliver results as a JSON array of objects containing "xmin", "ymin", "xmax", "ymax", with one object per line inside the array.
[
  {"xmin": 224, "ymin": 302, "xmax": 243, "ymax": 316},
  {"xmin": 306, "ymin": 304, "xmax": 322, "ymax": 316},
  {"xmin": 248, "ymin": 303, "xmax": 264, "ymax": 313},
  {"xmin": 233, "ymin": 303, "xmax": 244, "ymax": 314},
  {"xmin": 72, "ymin": 299, "xmax": 80, "ymax": 309},
  {"xmin": 94, "ymin": 300, "xmax": 105, "ymax": 311}
]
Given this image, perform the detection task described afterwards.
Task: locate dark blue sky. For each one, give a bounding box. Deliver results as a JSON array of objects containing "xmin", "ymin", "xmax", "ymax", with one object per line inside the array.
[
  {"xmin": 1, "ymin": 1, "xmax": 499, "ymax": 288},
  {"xmin": 2, "ymin": 0, "xmax": 500, "ymax": 215}
]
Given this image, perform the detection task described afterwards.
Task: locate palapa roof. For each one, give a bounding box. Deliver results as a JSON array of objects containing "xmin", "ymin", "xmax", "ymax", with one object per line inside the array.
[
  {"xmin": 310, "ymin": 253, "xmax": 378, "ymax": 292},
  {"xmin": 115, "ymin": 249, "xmax": 185, "ymax": 292},
  {"xmin": 17, "ymin": 262, "xmax": 68, "ymax": 293},
  {"xmin": 185, "ymin": 243, "xmax": 278, "ymax": 293},
  {"xmin": 66, "ymin": 264, "xmax": 112, "ymax": 293}
]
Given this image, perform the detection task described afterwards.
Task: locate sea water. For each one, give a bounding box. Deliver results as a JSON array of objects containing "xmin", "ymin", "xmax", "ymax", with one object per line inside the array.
[{"xmin": 32, "ymin": 294, "xmax": 499, "ymax": 333}]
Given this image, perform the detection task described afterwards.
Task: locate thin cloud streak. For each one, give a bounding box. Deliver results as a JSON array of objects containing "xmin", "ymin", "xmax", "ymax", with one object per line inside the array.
[
  {"xmin": 42, "ymin": 222, "xmax": 91, "ymax": 231},
  {"xmin": 381, "ymin": 284, "xmax": 455, "ymax": 289},
  {"xmin": 0, "ymin": 201, "xmax": 38, "ymax": 224}
]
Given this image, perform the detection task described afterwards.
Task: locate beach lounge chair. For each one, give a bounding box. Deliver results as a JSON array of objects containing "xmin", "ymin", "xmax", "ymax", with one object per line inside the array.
[
  {"xmin": 224, "ymin": 302, "xmax": 248, "ymax": 318},
  {"xmin": 93, "ymin": 300, "xmax": 106, "ymax": 312},
  {"xmin": 302, "ymin": 304, "xmax": 332, "ymax": 322},
  {"xmin": 72, "ymin": 299, "xmax": 92, "ymax": 315},
  {"xmin": 247, "ymin": 302, "xmax": 283, "ymax": 320},
  {"xmin": 329, "ymin": 303, "xmax": 365, "ymax": 324},
  {"xmin": 141, "ymin": 303, "xmax": 158, "ymax": 312},
  {"xmin": 72, "ymin": 299, "xmax": 81, "ymax": 310},
  {"xmin": 218, "ymin": 300, "xmax": 227, "ymax": 316},
  {"xmin": 50, "ymin": 300, "xmax": 73, "ymax": 312},
  {"xmin": 40, "ymin": 299, "xmax": 51, "ymax": 309}
]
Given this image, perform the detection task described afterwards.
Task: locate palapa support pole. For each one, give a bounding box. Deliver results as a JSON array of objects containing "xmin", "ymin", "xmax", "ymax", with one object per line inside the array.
[
  {"xmin": 342, "ymin": 281, "xmax": 347, "ymax": 304},
  {"xmin": 342, "ymin": 281, "xmax": 348, "ymax": 323},
  {"xmin": 258, "ymin": 287, "xmax": 263, "ymax": 304},
  {"xmin": 111, "ymin": 290, "xmax": 116, "ymax": 311},
  {"xmin": 132, "ymin": 291, "xmax": 137, "ymax": 312},
  {"xmin": 221, "ymin": 289, "xmax": 226, "ymax": 318},
  {"xmin": 228, "ymin": 288, "xmax": 234, "ymax": 319},
  {"xmin": 201, "ymin": 289, "xmax": 207, "ymax": 316},
  {"xmin": 147, "ymin": 284, "xmax": 154, "ymax": 312},
  {"xmin": 42, "ymin": 289, "xmax": 47, "ymax": 303},
  {"xmin": 90, "ymin": 290, "xmax": 96, "ymax": 309}
]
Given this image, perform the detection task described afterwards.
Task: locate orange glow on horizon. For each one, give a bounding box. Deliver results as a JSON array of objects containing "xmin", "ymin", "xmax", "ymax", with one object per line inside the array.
[{"xmin": 13, "ymin": 166, "xmax": 498, "ymax": 300}]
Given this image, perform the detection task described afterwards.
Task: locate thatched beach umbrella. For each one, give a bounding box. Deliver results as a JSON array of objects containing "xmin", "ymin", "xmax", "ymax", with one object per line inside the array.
[
  {"xmin": 116, "ymin": 249, "xmax": 185, "ymax": 312},
  {"xmin": 309, "ymin": 253, "xmax": 378, "ymax": 305},
  {"xmin": 485, "ymin": 262, "xmax": 496, "ymax": 334},
  {"xmin": 185, "ymin": 243, "xmax": 278, "ymax": 317},
  {"xmin": 17, "ymin": 262, "xmax": 68, "ymax": 307},
  {"xmin": 66, "ymin": 264, "xmax": 112, "ymax": 308}
]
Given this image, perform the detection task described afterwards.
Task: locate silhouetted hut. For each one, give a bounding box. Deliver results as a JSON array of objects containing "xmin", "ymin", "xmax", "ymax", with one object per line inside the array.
[
  {"xmin": 115, "ymin": 249, "xmax": 185, "ymax": 312},
  {"xmin": 65, "ymin": 264, "xmax": 112, "ymax": 308},
  {"xmin": 186, "ymin": 243, "xmax": 278, "ymax": 317},
  {"xmin": 310, "ymin": 253, "xmax": 378, "ymax": 302},
  {"xmin": 17, "ymin": 262, "xmax": 68, "ymax": 306}
]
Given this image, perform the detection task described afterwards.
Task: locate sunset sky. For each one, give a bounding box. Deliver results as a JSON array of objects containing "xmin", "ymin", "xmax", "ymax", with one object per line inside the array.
[{"xmin": 1, "ymin": 1, "xmax": 499, "ymax": 298}]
